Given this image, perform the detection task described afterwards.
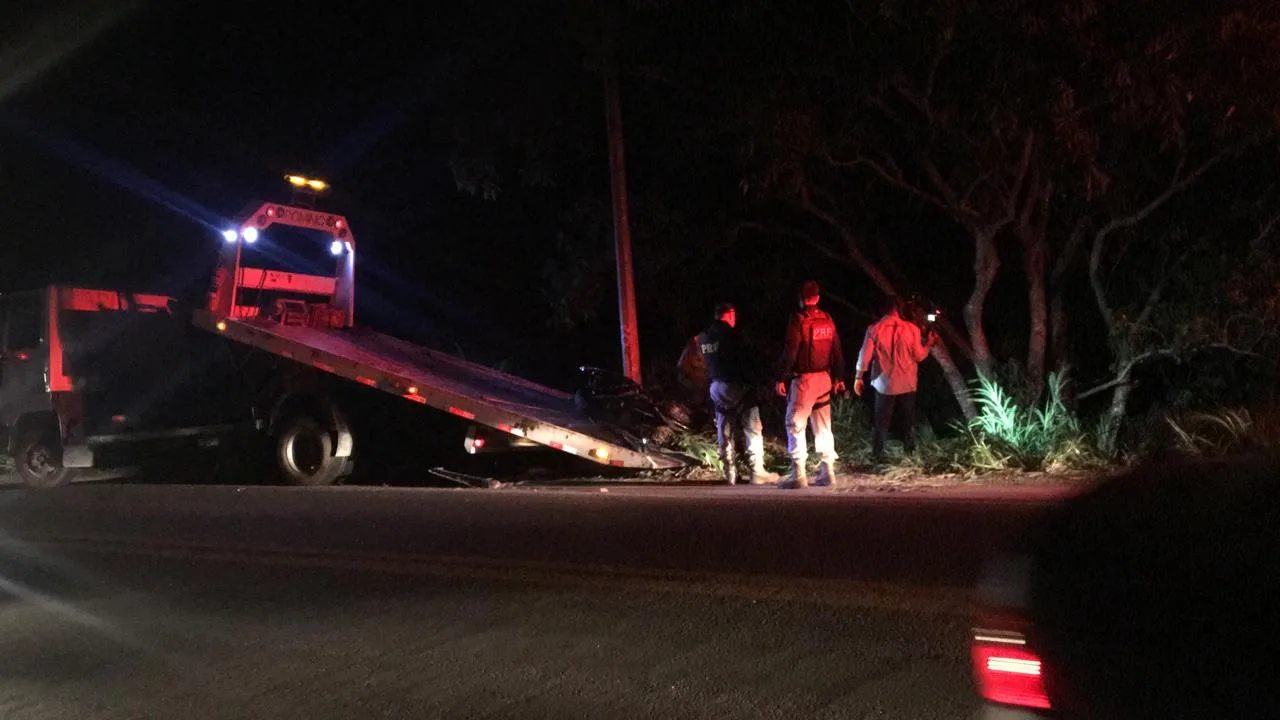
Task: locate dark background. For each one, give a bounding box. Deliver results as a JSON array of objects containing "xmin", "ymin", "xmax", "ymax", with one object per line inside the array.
[
  {"xmin": 4, "ymin": 0, "xmax": 1275, "ymax": 437},
  {"xmin": 0, "ymin": 1, "xmax": 853, "ymax": 393}
]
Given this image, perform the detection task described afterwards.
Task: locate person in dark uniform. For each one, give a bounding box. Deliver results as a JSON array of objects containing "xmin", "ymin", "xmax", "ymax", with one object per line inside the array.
[
  {"xmin": 775, "ymin": 281, "xmax": 846, "ymax": 488},
  {"xmin": 698, "ymin": 302, "xmax": 778, "ymax": 485}
]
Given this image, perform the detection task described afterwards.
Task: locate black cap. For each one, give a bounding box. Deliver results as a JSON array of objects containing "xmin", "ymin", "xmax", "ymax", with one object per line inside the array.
[
  {"xmin": 714, "ymin": 302, "xmax": 735, "ymax": 319},
  {"xmin": 800, "ymin": 280, "xmax": 820, "ymax": 300}
]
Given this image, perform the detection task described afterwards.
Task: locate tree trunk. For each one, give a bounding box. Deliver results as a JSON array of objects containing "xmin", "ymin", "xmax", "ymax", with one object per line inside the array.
[
  {"xmin": 1103, "ymin": 365, "xmax": 1135, "ymax": 452},
  {"xmin": 1049, "ymin": 288, "xmax": 1072, "ymax": 403},
  {"xmin": 1024, "ymin": 238, "xmax": 1048, "ymax": 404},
  {"xmin": 801, "ymin": 200, "xmax": 980, "ymax": 421},
  {"xmin": 933, "ymin": 342, "xmax": 977, "ymax": 420},
  {"xmin": 964, "ymin": 231, "xmax": 999, "ymax": 378}
]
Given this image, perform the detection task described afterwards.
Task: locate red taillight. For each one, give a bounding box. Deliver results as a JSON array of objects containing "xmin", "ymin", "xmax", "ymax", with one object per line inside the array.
[
  {"xmin": 972, "ymin": 635, "xmax": 1052, "ymax": 710},
  {"xmin": 473, "ymin": 436, "xmax": 486, "ymax": 449}
]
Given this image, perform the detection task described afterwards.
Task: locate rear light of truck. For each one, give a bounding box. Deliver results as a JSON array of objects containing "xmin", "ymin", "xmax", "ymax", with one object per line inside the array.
[{"xmin": 972, "ymin": 629, "xmax": 1052, "ymax": 710}]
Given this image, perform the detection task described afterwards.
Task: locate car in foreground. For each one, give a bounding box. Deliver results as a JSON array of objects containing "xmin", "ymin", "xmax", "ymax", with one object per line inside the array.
[{"xmin": 971, "ymin": 453, "xmax": 1280, "ymax": 719}]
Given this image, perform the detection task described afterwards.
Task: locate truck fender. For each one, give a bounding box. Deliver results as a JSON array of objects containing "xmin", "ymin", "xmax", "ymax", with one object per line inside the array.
[{"xmin": 7, "ymin": 411, "xmax": 59, "ymax": 455}]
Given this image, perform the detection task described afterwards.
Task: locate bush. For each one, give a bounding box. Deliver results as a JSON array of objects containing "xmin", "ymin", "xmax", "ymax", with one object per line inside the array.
[
  {"xmin": 676, "ymin": 430, "xmax": 722, "ymax": 470},
  {"xmin": 957, "ymin": 372, "xmax": 1105, "ymax": 473},
  {"xmin": 1163, "ymin": 408, "xmax": 1280, "ymax": 457},
  {"xmin": 830, "ymin": 394, "xmax": 873, "ymax": 464}
]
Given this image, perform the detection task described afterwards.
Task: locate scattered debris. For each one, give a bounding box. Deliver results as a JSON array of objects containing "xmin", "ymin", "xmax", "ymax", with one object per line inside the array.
[{"xmin": 426, "ymin": 467, "xmax": 497, "ymax": 489}]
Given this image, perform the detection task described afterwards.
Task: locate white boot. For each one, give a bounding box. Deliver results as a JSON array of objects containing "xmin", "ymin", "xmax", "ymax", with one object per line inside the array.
[
  {"xmin": 778, "ymin": 461, "xmax": 807, "ymax": 489},
  {"xmin": 813, "ymin": 461, "xmax": 835, "ymax": 487},
  {"xmin": 748, "ymin": 457, "xmax": 779, "ymax": 485}
]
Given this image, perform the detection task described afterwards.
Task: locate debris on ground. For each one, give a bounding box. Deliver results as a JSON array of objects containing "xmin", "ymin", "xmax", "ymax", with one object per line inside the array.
[{"xmin": 427, "ymin": 467, "xmax": 498, "ymax": 489}]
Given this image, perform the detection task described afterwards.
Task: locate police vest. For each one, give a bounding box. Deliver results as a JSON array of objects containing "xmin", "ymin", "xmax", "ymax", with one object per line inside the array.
[
  {"xmin": 794, "ymin": 307, "xmax": 837, "ymax": 374},
  {"xmin": 697, "ymin": 321, "xmax": 745, "ymax": 383}
]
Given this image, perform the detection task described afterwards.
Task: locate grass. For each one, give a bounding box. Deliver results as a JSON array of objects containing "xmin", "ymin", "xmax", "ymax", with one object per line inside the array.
[
  {"xmin": 675, "ymin": 429, "xmax": 722, "ymax": 472},
  {"xmin": 1163, "ymin": 408, "xmax": 1280, "ymax": 457},
  {"xmin": 668, "ymin": 372, "xmax": 1161, "ymax": 481},
  {"xmin": 953, "ymin": 372, "xmax": 1106, "ymax": 473},
  {"xmin": 830, "ymin": 395, "xmax": 873, "ymax": 464}
]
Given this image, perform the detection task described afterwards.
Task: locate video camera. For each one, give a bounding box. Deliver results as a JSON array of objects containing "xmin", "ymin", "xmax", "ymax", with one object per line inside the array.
[{"xmin": 907, "ymin": 294, "xmax": 943, "ymax": 326}]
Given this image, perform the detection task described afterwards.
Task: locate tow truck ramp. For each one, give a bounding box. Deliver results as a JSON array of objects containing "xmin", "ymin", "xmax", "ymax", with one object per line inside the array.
[
  {"xmin": 193, "ymin": 310, "xmax": 687, "ymax": 470},
  {"xmin": 201, "ymin": 197, "xmax": 687, "ymax": 472}
]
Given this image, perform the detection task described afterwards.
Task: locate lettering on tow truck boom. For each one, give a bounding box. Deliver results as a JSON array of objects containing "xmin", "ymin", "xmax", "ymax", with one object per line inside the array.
[{"xmin": 271, "ymin": 206, "xmax": 340, "ymax": 231}]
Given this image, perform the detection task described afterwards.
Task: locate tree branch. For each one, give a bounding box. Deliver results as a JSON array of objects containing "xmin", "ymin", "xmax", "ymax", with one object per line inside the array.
[
  {"xmin": 1077, "ymin": 337, "xmax": 1263, "ymax": 402},
  {"xmin": 1252, "ymin": 206, "xmax": 1280, "ymax": 247},
  {"xmin": 1076, "ymin": 349, "xmax": 1180, "ymax": 400},
  {"xmin": 1004, "ymin": 131, "xmax": 1036, "ymax": 227},
  {"xmin": 1201, "ymin": 342, "xmax": 1263, "ymax": 358},
  {"xmin": 822, "ymin": 290, "xmax": 879, "ymax": 322},
  {"xmin": 1134, "ymin": 240, "xmax": 1199, "ymax": 328},
  {"xmin": 826, "ymin": 145, "xmax": 954, "ymax": 214},
  {"xmin": 914, "ymin": 152, "xmax": 962, "ymax": 209},
  {"xmin": 1088, "ymin": 140, "xmax": 1251, "ymax": 332},
  {"xmin": 1075, "ymin": 376, "xmax": 1129, "ymax": 401},
  {"xmin": 733, "ymin": 221, "xmax": 853, "ymax": 269},
  {"xmin": 1052, "ymin": 215, "xmax": 1090, "ymax": 286},
  {"xmin": 959, "ymin": 170, "xmax": 994, "ymax": 211},
  {"xmin": 626, "ymin": 66, "xmax": 710, "ymax": 107},
  {"xmin": 796, "ymin": 186, "xmax": 876, "ymax": 272}
]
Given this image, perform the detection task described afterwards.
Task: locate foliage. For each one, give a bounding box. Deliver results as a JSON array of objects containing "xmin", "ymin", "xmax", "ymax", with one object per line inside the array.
[
  {"xmin": 959, "ymin": 372, "xmax": 1105, "ymax": 472},
  {"xmin": 1091, "ymin": 412, "xmax": 1122, "ymax": 460},
  {"xmin": 419, "ymin": 0, "xmax": 1280, "ymax": 469},
  {"xmin": 1163, "ymin": 408, "xmax": 1280, "ymax": 457},
  {"xmin": 829, "ymin": 395, "xmax": 873, "ymax": 464},
  {"xmin": 892, "ymin": 436, "xmax": 974, "ymax": 476},
  {"xmin": 1166, "ymin": 410, "xmax": 1255, "ymax": 456},
  {"xmin": 717, "ymin": 0, "xmax": 1280, "ymax": 428},
  {"xmin": 675, "ymin": 429, "xmax": 721, "ymax": 470}
]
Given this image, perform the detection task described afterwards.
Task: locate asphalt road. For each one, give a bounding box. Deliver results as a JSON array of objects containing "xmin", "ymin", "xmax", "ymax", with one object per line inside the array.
[{"xmin": 0, "ymin": 482, "xmax": 1073, "ymax": 719}]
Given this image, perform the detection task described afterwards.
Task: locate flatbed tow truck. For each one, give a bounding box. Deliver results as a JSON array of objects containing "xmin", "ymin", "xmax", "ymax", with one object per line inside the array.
[{"xmin": 0, "ymin": 185, "xmax": 687, "ymax": 487}]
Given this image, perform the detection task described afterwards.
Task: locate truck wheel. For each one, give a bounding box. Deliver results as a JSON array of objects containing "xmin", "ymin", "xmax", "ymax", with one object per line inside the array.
[
  {"xmin": 275, "ymin": 415, "xmax": 349, "ymax": 486},
  {"xmin": 15, "ymin": 431, "xmax": 73, "ymax": 489}
]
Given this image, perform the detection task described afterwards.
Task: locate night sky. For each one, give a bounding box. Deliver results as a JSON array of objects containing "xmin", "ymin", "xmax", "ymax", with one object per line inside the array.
[
  {"xmin": 0, "ymin": 1, "xmax": 940, "ymax": 393},
  {"xmin": 4, "ymin": 3, "xmax": 589, "ymax": 380}
]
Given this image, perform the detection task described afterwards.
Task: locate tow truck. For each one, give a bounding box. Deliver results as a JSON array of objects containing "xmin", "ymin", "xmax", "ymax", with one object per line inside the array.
[{"xmin": 2, "ymin": 178, "xmax": 687, "ymax": 487}]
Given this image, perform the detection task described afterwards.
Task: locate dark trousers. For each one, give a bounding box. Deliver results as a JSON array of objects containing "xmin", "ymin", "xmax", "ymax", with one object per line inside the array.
[{"xmin": 872, "ymin": 389, "xmax": 917, "ymax": 461}]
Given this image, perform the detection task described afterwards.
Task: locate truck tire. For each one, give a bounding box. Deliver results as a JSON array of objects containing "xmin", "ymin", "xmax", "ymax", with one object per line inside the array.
[
  {"xmin": 275, "ymin": 415, "xmax": 350, "ymax": 486},
  {"xmin": 15, "ymin": 430, "xmax": 73, "ymax": 489}
]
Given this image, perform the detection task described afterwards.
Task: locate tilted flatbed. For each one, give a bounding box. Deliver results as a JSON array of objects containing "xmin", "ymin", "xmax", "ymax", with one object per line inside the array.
[{"xmin": 201, "ymin": 198, "xmax": 686, "ymax": 472}]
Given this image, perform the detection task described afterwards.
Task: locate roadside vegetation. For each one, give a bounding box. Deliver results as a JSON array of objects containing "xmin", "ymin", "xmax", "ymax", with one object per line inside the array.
[{"xmin": 672, "ymin": 370, "xmax": 1280, "ymax": 482}]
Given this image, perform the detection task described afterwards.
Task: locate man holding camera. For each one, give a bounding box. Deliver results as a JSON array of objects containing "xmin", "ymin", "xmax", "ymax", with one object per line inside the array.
[{"xmin": 853, "ymin": 298, "xmax": 937, "ymax": 465}]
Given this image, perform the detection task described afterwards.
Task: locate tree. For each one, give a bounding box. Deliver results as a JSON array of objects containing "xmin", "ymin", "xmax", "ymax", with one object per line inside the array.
[
  {"xmin": 1050, "ymin": 1, "xmax": 1280, "ymax": 444},
  {"xmin": 714, "ymin": 0, "xmax": 1280, "ymax": 432}
]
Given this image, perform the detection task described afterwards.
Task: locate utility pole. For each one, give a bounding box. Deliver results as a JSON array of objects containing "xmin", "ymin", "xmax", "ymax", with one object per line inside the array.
[{"xmin": 602, "ymin": 15, "xmax": 642, "ymax": 385}]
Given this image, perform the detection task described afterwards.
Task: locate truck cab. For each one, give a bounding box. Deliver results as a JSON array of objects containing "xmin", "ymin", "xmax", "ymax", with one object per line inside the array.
[{"xmin": 1, "ymin": 286, "xmax": 253, "ymax": 487}]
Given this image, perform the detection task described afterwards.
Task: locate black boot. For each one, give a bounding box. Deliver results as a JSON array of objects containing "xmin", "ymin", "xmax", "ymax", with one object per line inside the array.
[{"xmin": 723, "ymin": 462, "xmax": 738, "ymax": 485}]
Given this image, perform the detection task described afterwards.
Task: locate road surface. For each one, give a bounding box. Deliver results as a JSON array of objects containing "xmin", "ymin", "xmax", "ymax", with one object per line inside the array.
[{"xmin": 0, "ymin": 481, "xmax": 1074, "ymax": 719}]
